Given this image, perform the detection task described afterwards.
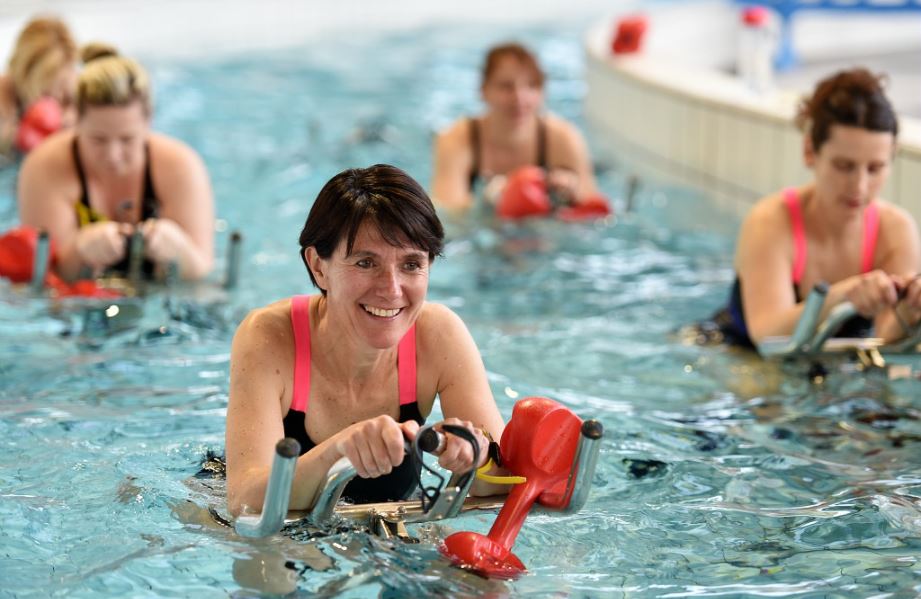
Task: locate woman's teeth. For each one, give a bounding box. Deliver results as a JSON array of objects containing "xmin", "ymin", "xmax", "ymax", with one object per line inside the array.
[{"xmin": 363, "ymin": 305, "xmax": 401, "ymax": 317}]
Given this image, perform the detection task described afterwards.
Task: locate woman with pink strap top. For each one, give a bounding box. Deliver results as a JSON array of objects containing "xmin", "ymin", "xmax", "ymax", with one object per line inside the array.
[
  {"xmin": 718, "ymin": 68, "xmax": 921, "ymax": 347},
  {"xmin": 225, "ymin": 164, "xmax": 507, "ymax": 516}
]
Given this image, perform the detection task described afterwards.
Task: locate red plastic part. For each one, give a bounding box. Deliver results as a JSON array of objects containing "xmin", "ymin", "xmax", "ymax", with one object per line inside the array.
[
  {"xmin": 557, "ymin": 193, "xmax": 613, "ymax": 222},
  {"xmin": 15, "ymin": 97, "xmax": 63, "ymax": 153},
  {"xmin": 440, "ymin": 532, "xmax": 526, "ymax": 579},
  {"xmin": 611, "ymin": 14, "xmax": 649, "ymax": 55},
  {"xmin": 742, "ymin": 6, "xmax": 769, "ymax": 27},
  {"xmin": 441, "ymin": 397, "xmax": 584, "ymax": 578},
  {"xmin": 497, "ymin": 166, "xmax": 552, "ymax": 220},
  {"xmin": 0, "ymin": 225, "xmax": 121, "ymax": 298},
  {"xmin": 0, "ymin": 227, "xmax": 43, "ymax": 283}
]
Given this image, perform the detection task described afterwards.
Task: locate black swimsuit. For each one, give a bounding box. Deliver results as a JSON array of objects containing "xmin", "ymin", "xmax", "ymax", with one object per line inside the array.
[
  {"xmin": 467, "ymin": 116, "xmax": 548, "ymax": 191},
  {"xmin": 72, "ymin": 137, "xmax": 159, "ymax": 277},
  {"xmin": 282, "ymin": 295, "xmax": 425, "ymax": 504}
]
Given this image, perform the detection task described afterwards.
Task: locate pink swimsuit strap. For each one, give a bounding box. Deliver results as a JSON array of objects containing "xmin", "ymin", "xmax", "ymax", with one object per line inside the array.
[
  {"xmin": 783, "ymin": 188, "xmax": 879, "ymax": 285},
  {"xmin": 783, "ymin": 188, "xmax": 807, "ymax": 285},
  {"xmin": 289, "ymin": 295, "xmax": 417, "ymax": 413},
  {"xmin": 861, "ymin": 201, "xmax": 879, "ymax": 274}
]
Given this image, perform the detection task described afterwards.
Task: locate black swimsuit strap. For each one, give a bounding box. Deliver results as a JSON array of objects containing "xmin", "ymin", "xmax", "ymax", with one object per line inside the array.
[
  {"xmin": 536, "ymin": 117, "xmax": 548, "ymax": 169},
  {"xmin": 468, "ymin": 117, "xmax": 481, "ymax": 191},
  {"xmin": 72, "ymin": 137, "xmax": 92, "ymax": 210},
  {"xmin": 140, "ymin": 143, "xmax": 158, "ymax": 220}
]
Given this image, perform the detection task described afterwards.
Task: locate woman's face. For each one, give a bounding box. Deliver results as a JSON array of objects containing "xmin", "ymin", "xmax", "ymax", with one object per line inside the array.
[
  {"xmin": 481, "ymin": 55, "xmax": 543, "ymax": 126},
  {"xmin": 807, "ymin": 124, "xmax": 894, "ymax": 214},
  {"xmin": 47, "ymin": 63, "xmax": 77, "ymax": 108},
  {"xmin": 77, "ymin": 100, "xmax": 149, "ymax": 176},
  {"xmin": 310, "ymin": 221, "xmax": 431, "ymax": 350},
  {"xmin": 48, "ymin": 63, "xmax": 78, "ymax": 126}
]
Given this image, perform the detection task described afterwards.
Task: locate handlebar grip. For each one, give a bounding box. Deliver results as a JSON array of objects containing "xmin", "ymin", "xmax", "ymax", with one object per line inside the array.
[{"xmin": 417, "ymin": 427, "xmax": 446, "ymax": 454}]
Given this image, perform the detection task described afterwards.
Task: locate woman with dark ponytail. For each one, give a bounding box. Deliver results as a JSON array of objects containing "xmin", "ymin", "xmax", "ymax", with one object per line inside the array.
[{"xmin": 717, "ymin": 68, "xmax": 921, "ymax": 347}]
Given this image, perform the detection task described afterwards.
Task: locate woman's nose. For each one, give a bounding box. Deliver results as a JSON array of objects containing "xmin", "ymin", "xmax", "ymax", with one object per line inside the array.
[
  {"xmin": 852, "ymin": 167, "xmax": 870, "ymax": 195},
  {"xmin": 376, "ymin": 266, "xmax": 402, "ymax": 298},
  {"xmin": 105, "ymin": 143, "xmax": 122, "ymax": 164}
]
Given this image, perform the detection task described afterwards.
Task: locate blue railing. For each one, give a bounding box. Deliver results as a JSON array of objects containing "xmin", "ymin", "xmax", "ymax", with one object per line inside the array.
[{"xmin": 734, "ymin": 0, "xmax": 921, "ymax": 69}]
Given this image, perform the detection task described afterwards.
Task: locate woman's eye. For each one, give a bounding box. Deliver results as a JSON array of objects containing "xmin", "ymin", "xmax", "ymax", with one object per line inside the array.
[
  {"xmin": 404, "ymin": 261, "xmax": 421, "ymax": 271},
  {"xmin": 356, "ymin": 259, "xmax": 373, "ymax": 268}
]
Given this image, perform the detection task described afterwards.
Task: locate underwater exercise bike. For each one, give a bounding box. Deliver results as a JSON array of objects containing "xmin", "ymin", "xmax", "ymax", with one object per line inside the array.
[
  {"xmin": 0, "ymin": 225, "xmax": 244, "ymax": 338},
  {"xmin": 232, "ymin": 396, "xmax": 604, "ymax": 579},
  {"xmin": 757, "ymin": 282, "xmax": 921, "ymax": 374}
]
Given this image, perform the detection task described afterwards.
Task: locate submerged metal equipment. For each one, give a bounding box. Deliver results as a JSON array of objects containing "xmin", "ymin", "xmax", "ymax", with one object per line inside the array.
[
  {"xmin": 127, "ymin": 230, "xmax": 145, "ymax": 286},
  {"xmin": 224, "ymin": 231, "xmax": 242, "ymax": 291},
  {"xmin": 234, "ymin": 438, "xmax": 301, "ymax": 538},
  {"xmin": 758, "ymin": 283, "xmax": 828, "ymax": 357},
  {"xmin": 30, "ymin": 230, "xmax": 50, "ymax": 293},
  {"xmin": 556, "ymin": 419, "xmax": 604, "ymax": 515}
]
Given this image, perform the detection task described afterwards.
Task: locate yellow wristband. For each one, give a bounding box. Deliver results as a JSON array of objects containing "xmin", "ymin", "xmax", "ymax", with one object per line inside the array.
[{"xmin": 475, "ymin": 458, "xmax": 526, "ymax": 485}]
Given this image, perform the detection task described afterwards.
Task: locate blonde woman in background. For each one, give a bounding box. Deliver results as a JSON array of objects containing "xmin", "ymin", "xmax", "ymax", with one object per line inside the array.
[
  {"xmin": 18, "ymin": 44, "xmax": 214, "ymax": 281},
  {"xmin": 0, "ymin": 16, "xmax": 78, "ymax": 155}
]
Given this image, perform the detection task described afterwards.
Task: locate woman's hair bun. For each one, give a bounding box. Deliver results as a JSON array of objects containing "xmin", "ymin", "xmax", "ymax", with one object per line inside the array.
[{"xmin": 81, "ymin": 42, "xmax": 119, "ymax": 64}]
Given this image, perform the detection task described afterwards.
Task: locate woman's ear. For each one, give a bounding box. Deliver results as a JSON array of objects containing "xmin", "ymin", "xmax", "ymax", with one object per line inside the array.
[
  {"xmin": 304, "ymin": 247, "xmax": 328, "ymax": 291},
  {"xmin": 803, "ymin": 135, "xmax": 816, "ymax": 168}
]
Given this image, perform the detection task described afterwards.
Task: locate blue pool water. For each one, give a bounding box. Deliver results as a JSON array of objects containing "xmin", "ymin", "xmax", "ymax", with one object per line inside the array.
[{"xmin": 3, "ymin": 23, "xmax": 921, "ymax": 598}]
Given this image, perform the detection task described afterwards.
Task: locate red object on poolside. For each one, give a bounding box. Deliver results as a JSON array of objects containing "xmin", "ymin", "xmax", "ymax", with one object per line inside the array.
[
  {"xmin": 742, "ymin": 5, "xmax": 769, "ymax": 27},
  {"xmin": 497, "ymin": 166, "xmax": 552, "ymax": 220},
  {"xmin": 15, "ymin": 97, "xmax": 63, "ymax": 153},
  {"xmin": 611, "ymin": 14, "xmax": 648, "ymax": 55},
  {"xmin": 441, "ymin": 397, "xmax": 584, "ymax": 579},
  {"xmin": 557, "ymin": 193, "xmax": 613, "ymax": 222}
]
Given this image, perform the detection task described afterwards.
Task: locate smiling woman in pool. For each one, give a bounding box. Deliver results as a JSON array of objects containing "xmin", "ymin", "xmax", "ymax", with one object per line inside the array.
[
  {"xmin": 225, "ymin": 164, "xmax": 506, "ymax": 516},
  {"xmin": 718, "ymin": 68, "xmax": 921, "ymax": 347}
]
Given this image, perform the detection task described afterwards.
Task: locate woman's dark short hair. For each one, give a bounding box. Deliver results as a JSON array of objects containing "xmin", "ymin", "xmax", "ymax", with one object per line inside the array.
[
  {"xmin": 481, "ymin": 42, "xmax": 545, "ymax": 89},
  {"xmin": 796, "ymin": 68, "xmax": 898, "ymax": 152},
  {"xmin": 298, "ymin": 164, "xmax": 445, "ymax": 292}
]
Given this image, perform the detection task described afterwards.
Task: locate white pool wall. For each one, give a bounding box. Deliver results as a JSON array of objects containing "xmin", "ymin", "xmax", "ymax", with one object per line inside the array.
[
  {"xmin": 0, "ymin": 0, "xmax": 635, "ymax": 64},
  {"xmin": 585, "ymin": 1, "xmax": 921, "ymax": 223}
]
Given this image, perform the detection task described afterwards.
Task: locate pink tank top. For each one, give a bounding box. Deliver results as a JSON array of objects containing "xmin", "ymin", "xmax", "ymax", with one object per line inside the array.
[
  {"xmin": 289, "ymin": 295, "xmax": 417, "ymax": 413},
  {"xmin": 783, "ymin": 188, "xmax": 879, "ymax": 286}
]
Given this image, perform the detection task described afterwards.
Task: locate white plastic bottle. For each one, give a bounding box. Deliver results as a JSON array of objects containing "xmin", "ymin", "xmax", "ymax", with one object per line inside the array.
[{"xmin": 738, "ymin": 6, "xmax": 774, "ymax": 95}]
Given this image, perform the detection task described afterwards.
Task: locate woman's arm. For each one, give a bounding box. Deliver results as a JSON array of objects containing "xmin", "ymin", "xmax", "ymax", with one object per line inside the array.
[
  {"xmin": 421, "ymin": 303, "xmax": 508, "ymax": 496},
  {"xmin": 547, "ymin": 116, "xmax": 598, "ymax": 201},
  {"xmin": 431, "ymin": 121, "xmax": 475, "ymax": 213},
  {"xmin": 226, "ymin": 307, "xmax": 335, "ymax": 516},
  {"xmin": 870, "ymin": 203, "xmax": 921, "ymax": 341},
  {"xmin": 737, "ymin": 195, "xmax": 828, "ymax": 345},
  {"xmin": 145, "ymin": 134, "xmax": 215, "ymax": 280}
]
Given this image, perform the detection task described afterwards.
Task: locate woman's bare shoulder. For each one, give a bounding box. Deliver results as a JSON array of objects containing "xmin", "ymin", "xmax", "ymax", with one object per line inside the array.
[
  {"xmin": 875, "ymin": 200, "xmax": 920, "ymax": 252},
  {"xmin": 148, "ymin": 132, "xmax": 204, "ymax": 169},
  {"xmin": 416, "ymin": 302, "xmax": 467, "ymax": 347},
  {"xmin": 543, "ymin": 112, "xmax": 578, "ymax": 133},
  {"xmin": 438, "ymin": 117, "xmax": 478, "ymax": 146},
  {"xmin": 234, "ymin": 298, "xmax": 294, "ymax": 345},
  {"xmin": 19, "ymin": 130, "xmax": 79, "ymax": 193},
  {"xmin": 744, "ymin": 190, "xmax": 790, "ymax": 229}
]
